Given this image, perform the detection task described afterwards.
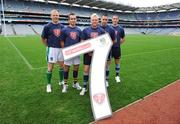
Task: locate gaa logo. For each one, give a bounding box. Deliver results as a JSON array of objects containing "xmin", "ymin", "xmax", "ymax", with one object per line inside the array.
[
  {"xmin": 70, "ymin": 32, "xmax": 77, "ymax": 40},
  {"xmin": 90, "ymin": 32, "xmax": 98, "ymax": 38},
  {"xmin": 115, "ymin": 30, "xmax": 118, "ymax": 35},
  {"xmin": 99, "ymin": 37, "xmax": 108, "ymax": 47},
  {"xmin": 53, "ymin": 29, "xmax": 61, "ymax": 37},
  {"xmin": 93, "ymin": 93, "xmax": 105, "ymax": 105}
]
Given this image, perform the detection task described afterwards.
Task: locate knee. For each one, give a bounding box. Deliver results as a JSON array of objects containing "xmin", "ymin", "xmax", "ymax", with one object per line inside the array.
[
  {"xmin": 64, "ymin": 66, "xmax": 69, "ymax": 72},
  {"xmin": 48, "ymin": 65, "xmax": 53, "ymax": 72},
  {"xmin": 84, "ymin": 68, "xmax": 89, "ymax": 74},
  {"xmin": 73, "ymin": 66, "xmax": 79, "ymax": 71}
]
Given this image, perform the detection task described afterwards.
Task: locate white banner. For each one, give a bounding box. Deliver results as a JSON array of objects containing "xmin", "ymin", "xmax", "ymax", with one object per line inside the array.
[{"xmin": 62, "ymin": 33, "xmax": 112, "ymax": 120}]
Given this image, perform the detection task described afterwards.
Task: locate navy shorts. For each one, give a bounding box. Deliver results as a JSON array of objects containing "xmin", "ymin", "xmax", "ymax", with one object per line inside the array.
[
  {"xmin": 112, "ymin": 47, "xmax": 121, "ymax": 59},
  {"xmin": 83, "ymin": 53, "xmax": 92, "ymax": 65},
  {"xmin": 107, "ymin": 49, "xmax": 112, "ymax": 61}
]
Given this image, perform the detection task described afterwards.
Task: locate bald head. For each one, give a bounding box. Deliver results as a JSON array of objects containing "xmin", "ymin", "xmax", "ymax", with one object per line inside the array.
[
  {"xmin": 91, "ymin": 13, "xmax": 99, "ymax": 28},
  {"xmin": 112, "ymin": 15, "xmax": 119, "ymax": 26},
  {"xmin": 50, "ymin": 9, "xmax": 60, "ymax": 24}
]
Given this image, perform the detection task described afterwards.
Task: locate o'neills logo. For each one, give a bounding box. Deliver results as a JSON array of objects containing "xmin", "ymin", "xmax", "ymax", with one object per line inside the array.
[
  {"xmin": 93, "ymin": 93, "xmax": 105, "ymax": 105},
  {"xmin": 65, "ymin": 43, "xmax": 91, "ymax": 56}
]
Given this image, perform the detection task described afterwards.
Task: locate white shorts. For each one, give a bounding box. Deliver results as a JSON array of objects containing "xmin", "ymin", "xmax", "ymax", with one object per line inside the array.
[
  {"xmin": 46, "ymin": 47, "xmax": 63, "ymax": 63},
  {"xmin": 64, "ymin": 56, "xmax": 80, "ymax": 66}
]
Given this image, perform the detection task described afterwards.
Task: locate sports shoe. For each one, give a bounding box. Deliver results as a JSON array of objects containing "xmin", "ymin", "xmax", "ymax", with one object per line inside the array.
[
  {"xmin": 80, "ymin": 88, "xmax": 88, "ymax": 96},
  {"xmin": 59, "ymin": 80, "xmax": 64, "ymax": 86},
  {"xmin": 46, "ymin": 84, "xmax": 52, "ymax": 93},
  {"xmin": 72, "ymin": 83, "xmax": 82, "ymax": 90},
  {"xmin": 115, "ymin": 76, "xmax": 121, "ymax": 83},
  {"xmin": 106, "ymin": 81, "xmax": 109, "ymax": 87},
  {"xmin": 62, "ymin": 84, "xmax": 68, "ymax": 93}
]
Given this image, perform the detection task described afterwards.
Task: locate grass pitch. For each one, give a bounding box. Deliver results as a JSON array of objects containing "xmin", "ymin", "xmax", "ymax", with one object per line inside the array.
[{"xmin": 0, "ymin": 34, "xmax": 180, "ymax": 124}]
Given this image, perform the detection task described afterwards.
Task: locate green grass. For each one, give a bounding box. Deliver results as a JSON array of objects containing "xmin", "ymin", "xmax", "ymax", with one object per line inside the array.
[{"xmin": 0, "ymin": 34, "xmax": 180, "ymax": 124}]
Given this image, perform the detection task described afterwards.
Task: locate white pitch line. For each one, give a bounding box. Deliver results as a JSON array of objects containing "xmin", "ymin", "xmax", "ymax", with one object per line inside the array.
[
  {"xmin": 5, "ymin": 35, "xmax": 26, "ymax": 38},
  {"xmin": 5, "ymin": 36, "xmax": 180, "ymax": 71},
  {"xmin": 122, "ymin": 47, "xmax": 180, "ymax": 57},
  {"xmin": 90, "ymin": 79, "xmax": 179, "ymax": 124},
  {"xmin": 32, "ymin": 64, "xmax": 61, "ymax": 70},
  {"xmin": 6, "ymin": 37, "xmax": 33, "ymax": 70},
  {"xmin": 32, "ymin": 66, "xmax": 47, "ymax": 70},
  {"xmin": 32, "ymin": 47, "xmax": 180, "ymax": 70}
]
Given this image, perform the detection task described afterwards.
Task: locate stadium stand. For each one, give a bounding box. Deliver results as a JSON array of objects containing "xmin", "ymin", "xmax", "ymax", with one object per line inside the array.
[{"xmin": 0, "ymin": 0, "xmax": 180, "ymax": 35}]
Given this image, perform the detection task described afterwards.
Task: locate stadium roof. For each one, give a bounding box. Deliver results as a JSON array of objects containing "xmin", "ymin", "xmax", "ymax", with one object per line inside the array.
[
  {"xmin": 60, "ymin": 0, "xmax": 137, "ymax": 11},
  {"xmin": 103, "ymin": 0, "xmax": 180, "ymax": 7},
  {"xmin": 29, "ymin": 0, "xmax": 180, "ymax": 13},
  {"xmin": 137, "ymin": 3, "xmax": 180, "ymax": 12}
]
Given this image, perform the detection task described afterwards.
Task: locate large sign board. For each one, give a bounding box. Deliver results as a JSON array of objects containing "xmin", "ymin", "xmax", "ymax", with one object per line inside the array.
[{"xmin": 62, "ymin": 33, "xmax": 112, "ymax": 120}]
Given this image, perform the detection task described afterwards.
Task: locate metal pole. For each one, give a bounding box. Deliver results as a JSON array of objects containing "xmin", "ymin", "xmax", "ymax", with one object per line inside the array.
[{"xmin": 1, "ymin": 0, "xmax": 7, "ymax": 36}]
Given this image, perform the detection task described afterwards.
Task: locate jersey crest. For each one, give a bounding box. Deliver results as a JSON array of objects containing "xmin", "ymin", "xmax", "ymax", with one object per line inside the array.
[
  {"xmin": 70, "ymin": 32, "xmax": 77, "ymax": 40},
  {"xmin": 53, "ymin": 29, "xmax": 61, "ymax": 37},
  {"xmin": 90, "ymin": 32, "xmax": 98, "ymax": 38},
  {"xmin": 115, "ymin": 30, "xmax": 118, "ymax": 36}
]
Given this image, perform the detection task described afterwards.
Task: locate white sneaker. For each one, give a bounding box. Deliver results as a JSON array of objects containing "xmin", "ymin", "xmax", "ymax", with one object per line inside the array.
[
  {"xmin": 72, "ymin": 83, "xmax": 82, "ymax": 90},
  {"xmin": 62, "ymin": 84, "xmax": 68, "ymax": 93},
  {"xmin": 106, "ymin": 81, "xmax": 109, "ymax": 87},
  {"xmin": 115, "ymin": 76, "xmax": 121, "ymax": 83},
  {"xmin": 59, "ymin": 80, "xmax": 64, "ymax": 86},
  {"xmin": 80, "ymin": 88, "xmax": 87, "ymax": 96},
  {"xmin": 46, "ymin": 84, "xmax": 52, "ymax": 93}
]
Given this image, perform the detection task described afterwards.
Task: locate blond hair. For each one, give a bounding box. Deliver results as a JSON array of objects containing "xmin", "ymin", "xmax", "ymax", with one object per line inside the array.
[
  {"xmin": 91, "ymin": 13, "xmax": 99, "ymax": 19},
  {"xmin": 50, "ymin": 9, "xmax": 59, "ymax": 15}
]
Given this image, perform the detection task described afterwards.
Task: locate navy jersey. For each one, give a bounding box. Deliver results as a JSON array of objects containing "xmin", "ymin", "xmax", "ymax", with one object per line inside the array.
[
  {"xmin": 82, "ymin": 26, "xmax": 105, "ymax": 40},
  {"xmin": 41, "ymin": 22, "xmax": 64, "ymax": 48},
  {"xmin": 61, "ymin": 26, "xmax": 82, "ymax": 47},
  {"xmin": 100, "ymin": 25, "xmax": 115, "ymax": 41},
  {"xmin": 112, "ymin": 25, "xmax": 125, "ymax": 48}
]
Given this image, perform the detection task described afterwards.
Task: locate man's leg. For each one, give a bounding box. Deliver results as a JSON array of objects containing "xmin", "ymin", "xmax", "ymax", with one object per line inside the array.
[
  {"xmin": 46, "ymin": 63, "xmax": 54, "ymax": 93},
  {"xmin": 72, "ymin": 64, "xmax": 81, "ymax": 90},
  {"xmin": 62, "ymin": 64, "xmax": 69, "ymax": 93},
  {"xmin": 80, "ymin": 65, "xmax": 89, "ymax": 96},
  {"xmin": 115, "ymin": 59, "xmax": 120, "ymax": 77},
  {"xmin": 106, "ymin": 50, "xmax": 112, "ymax": 87},
  {"xmin": 57, "ymin": 61, "xmax": 64, "ymax": 85},
  {"xmin": 114, "ymin": 47, "xmax": 121, "ymax": 83},
  {"xmin": 80, "ymin": 54, "xmax": 91, "ymax": 95}
]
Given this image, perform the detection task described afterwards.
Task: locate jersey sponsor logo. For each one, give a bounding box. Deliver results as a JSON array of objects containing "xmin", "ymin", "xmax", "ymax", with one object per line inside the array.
[
  {"xmin": 53, "ymin": 29, "xmax": 61, "ymax": 37},
  {"xmin": 90, "ymin": 32, "xmax": 98, "ymax": 38},
  {"xmin": 70, "ymin": 32, "xmax": 77, "ymax": 40},
  {"xmin": 93, "ymin": 93, "xmax": 105, "ymax": 105},
  {"xmin": 115, "ymin": 31, "xmax": 118, "ymax": 36},
  {"xmin": 99, "ymin": 37, "xmax": 108, "ymax": 47},
  {"xmin": 65, "ymin": 43, "xmax": 91, "ymax": 56}
]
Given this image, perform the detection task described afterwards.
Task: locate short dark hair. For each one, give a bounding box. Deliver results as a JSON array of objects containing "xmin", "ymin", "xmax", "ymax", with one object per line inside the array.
[
  {"xmin": 102, "ymin": 13, "xmax": 108, "ymax": 17},
  {"xmin": 68, "ymin": 13, "xmax": 76, "ymax": 20},
  {"xmin": 113, "ymin": 15, "xmax": 119, "ymax": 18}
]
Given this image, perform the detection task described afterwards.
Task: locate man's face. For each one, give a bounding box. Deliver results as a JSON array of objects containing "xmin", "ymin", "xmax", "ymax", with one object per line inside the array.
[
  {"xmin": 101, "ymin": 16, "xmax": 108, "ymax": 26},
  {"xmin": 112, "ymin": 15, "xmax": 119, "ymax": 25},
  {"xmin": 51, "ymin": 11, "xmax": 59, "ymax": 23},
  {"xmin": 69, "ymin": 15, "xmax": 77, "ymax": 26},
  {"xmin": 91, "ymin": 16, "xmax": 99, "ymax": 28}
]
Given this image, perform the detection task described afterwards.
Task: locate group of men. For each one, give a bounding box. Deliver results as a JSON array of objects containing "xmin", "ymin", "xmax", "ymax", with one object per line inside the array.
[{"xmin": 41, "ymin": 9, "xmax": 125, "ymax": 96}]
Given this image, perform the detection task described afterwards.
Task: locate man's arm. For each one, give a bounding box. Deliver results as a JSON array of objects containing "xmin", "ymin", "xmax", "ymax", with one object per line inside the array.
[
  {"xmin": 120, "ymin": 37, "xmax": 125, "ymax": 44},
  {"xmin": 41, "ymin": 37, "xmax": 48, "ymax": 46},
  {"xmin": 120, "ymin": 28, "xmax": 125, "ymax": 44},
  {"xmin": 60, "ymin": 40, "xmax": 64, "ymax": 48}
]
